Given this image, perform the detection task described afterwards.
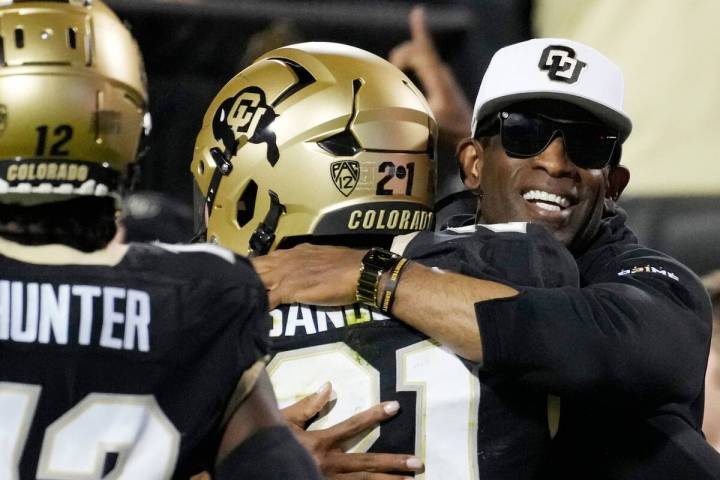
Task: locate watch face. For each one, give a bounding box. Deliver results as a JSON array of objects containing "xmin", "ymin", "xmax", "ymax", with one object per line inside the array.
[{"xmin": 366, "ymin": 248, "xmax": 399, "ymax": 268}]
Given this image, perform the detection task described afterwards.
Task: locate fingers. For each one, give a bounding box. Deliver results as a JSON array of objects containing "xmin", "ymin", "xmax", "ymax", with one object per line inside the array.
[
  {"xmin": 409, "ymin": 5, "xmax": 431, "ymax": 47},
  {"xmin": 388, "ymin": 5, "xmax": 440, "ymax": 88},
  {"xmin": 327, "ymin": 452, "xmax": 423, "ymax": 474},
  {"xmin": 249, "ymin": 255, "xmax": 270, "ymax": 274},
  {"xmin": 251, "ymin": 253, "xmax": 286, "ymax": 308},
  {"xmin": 251, "ymin": 253, "xmax": 284, "ymax": 282},
  {"xmin": 253, "ymin": 243, "xmax": 363, "ymax": 307},
  {"xmin": 388, "ymin": 42, "xmax": 412, "ymax": 70},
  {"xmin": 325, "ymin": 401, "xmax": 400, "ymax": 441},
  {"xmin": 281, "ymin": 382, "xmax": 334, "ymax": 426},
  {"xmin": 266, "ymin": 288, "xmax": 282, "ymax": 310},
  {"xmin": 250, "ymin": 255, "xmax": 278, "ymax": 290}
]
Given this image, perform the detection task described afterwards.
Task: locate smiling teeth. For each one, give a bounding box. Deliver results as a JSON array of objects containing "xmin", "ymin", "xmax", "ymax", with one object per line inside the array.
[
  {"xmin": 534, "ymin": 201, "xmax": 561, "ymax": 212},
  {"xmin": 523, "ymin": 190, "xmax": 570, "ymax": 208}
]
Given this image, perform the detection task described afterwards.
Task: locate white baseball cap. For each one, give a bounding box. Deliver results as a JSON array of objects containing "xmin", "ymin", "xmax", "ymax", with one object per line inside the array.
[{"xmin": 471, "ymin": 38, "xmax": 632, "ymax": 142}]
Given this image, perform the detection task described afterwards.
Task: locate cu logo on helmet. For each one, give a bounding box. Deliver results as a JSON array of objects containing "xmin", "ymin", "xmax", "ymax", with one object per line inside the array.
[
  {"xmin": 538, "ymin": 45, "xmax": 587, "ymax": 84},
  {"xmin": 228, "ymin": 91, "xmax": 269, "ymax": 139},
  {"xmin": 212, "ymin": 86, "xmax": 280, "ymax": 165}
]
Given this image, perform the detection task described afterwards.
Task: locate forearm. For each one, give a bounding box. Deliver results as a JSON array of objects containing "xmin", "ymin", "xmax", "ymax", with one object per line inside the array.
[
  {"xmin": 251, "ymin": 243, "xmax": 520, "ymax": 363},
  {"xmin": 388, "ymin": 261, "xmax": 518, "ymax": 363},
  {"xmin": 478, "ymin": 283, "xmax": 710, "ymax": 401}
]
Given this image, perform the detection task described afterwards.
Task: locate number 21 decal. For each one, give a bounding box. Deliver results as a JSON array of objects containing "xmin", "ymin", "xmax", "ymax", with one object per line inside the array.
[{"xmin": 376, "ymin": 161, "xmax": 415, "ymax": 196}]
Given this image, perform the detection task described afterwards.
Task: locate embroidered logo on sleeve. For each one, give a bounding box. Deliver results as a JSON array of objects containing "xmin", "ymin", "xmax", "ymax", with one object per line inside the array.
[{"xmin": 617, "ymin": 264, "xmax": 679, "ymax": 281}]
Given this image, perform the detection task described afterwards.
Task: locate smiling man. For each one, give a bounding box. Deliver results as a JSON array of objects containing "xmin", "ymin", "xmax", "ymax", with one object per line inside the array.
[
  {"xmin": 465, "ymin": 97, "xmax": 627, "ymax": 252},
  {"xmin": 254, "ymin": 38, "xmax": 720, "ymax": 478}
]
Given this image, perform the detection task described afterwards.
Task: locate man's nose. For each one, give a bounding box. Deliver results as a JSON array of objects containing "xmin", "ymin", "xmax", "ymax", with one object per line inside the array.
[{"xmin": 532, "ymin": 134, "xmax": 577, "ymax": 177}]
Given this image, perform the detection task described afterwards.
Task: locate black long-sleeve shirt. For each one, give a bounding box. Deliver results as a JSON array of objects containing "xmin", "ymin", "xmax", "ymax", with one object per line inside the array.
[{"xmin": 476, "ymin": 208, "xmax": 719, "ymax": 478}]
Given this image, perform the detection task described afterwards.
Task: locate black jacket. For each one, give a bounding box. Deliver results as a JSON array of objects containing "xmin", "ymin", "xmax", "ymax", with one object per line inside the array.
[{"xmin": 475, "ymin": 208, "xmax": 719, "ymax": 479}]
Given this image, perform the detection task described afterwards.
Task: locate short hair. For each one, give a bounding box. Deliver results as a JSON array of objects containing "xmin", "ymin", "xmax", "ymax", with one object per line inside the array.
[{"xmin": 0, "ymin": 197, "xmax": 117, "ymax": 252}]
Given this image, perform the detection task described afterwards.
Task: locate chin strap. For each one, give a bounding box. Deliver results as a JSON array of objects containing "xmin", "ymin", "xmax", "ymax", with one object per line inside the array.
[
  {"xmin": 205, "ymin": 147, "xmax": 235, "ymax": 216},
  {"xmin": 248, "ymin": 190, "xmax": 286, "ymax": 256}
]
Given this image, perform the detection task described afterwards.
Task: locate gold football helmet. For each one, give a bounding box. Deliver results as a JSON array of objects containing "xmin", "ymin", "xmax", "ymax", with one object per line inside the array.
[
  {"xmin": 0, "ymin": 0, "xmax": 149, "ymax": 205},
  {"xmin": 192, "ymin": 42, "xmax": 437, "ymax": 255}
]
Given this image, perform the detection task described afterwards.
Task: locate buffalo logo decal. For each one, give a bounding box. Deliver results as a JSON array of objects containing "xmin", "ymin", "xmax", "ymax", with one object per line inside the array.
[
  {"xmin": 213, "ymin": 86, "xmax": 279, "ymax": 165},
  {"xmin": 331, "ymin": 160, "xmax": 360, "ymax": 197}
]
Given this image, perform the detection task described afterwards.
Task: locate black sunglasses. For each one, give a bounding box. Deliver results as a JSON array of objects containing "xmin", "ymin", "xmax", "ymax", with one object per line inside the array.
[{"xmin": 475, "ymin": 111, "xmax": 619, "ymax": 169}]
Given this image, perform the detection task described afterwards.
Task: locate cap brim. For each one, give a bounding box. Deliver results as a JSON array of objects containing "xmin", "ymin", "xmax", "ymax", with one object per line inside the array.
[{"xmin": 476, "ymin": 92, "xmax": 632, "ymax": 142}]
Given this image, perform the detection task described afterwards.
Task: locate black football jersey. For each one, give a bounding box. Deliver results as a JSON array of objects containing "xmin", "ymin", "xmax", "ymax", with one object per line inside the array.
[
  {"xmin": 268, "ymin": 223, "xmax": 580, "ymax": 480},
  {"xmin": 0, "ymin": 239, "xmax": 268, "ymax": 479}
]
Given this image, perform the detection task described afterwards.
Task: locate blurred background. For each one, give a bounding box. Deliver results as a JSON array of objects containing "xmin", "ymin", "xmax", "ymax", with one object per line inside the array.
[{"xmin": 109, "ymin": 0, "xmax": 720, "ymax": 275}]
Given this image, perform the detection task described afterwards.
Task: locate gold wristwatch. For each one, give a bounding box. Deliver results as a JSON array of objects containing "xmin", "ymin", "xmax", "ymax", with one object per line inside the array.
[{"xmin": 355, "ymin": 247, "xmax": 402, "ymax": 308}]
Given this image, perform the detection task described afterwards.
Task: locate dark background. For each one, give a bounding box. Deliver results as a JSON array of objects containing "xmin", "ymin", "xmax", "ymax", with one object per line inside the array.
[
  {"xmin": 109, "ymin": 0, "xmax": 720, "ymax": 276},
  {"xmin": 106, "ymin": 0, "xmax": 532, "ymax": 203}
]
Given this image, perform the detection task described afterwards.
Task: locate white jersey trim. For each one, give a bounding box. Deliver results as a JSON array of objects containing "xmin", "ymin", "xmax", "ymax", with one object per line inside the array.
[
  {"xmin": 445, "ymin": 222, "xmax": 528, "ymax": 235},
  {"xmin": 154, "ymin": 242, "xmax": 236, "ymax": 265},
  {"xmin": 390, "ymin": 231, "xmax": 421, "ymax": 256},
  {"xmin": 0, "ymin": 236, "xmax": 128, "ymax": 266}
]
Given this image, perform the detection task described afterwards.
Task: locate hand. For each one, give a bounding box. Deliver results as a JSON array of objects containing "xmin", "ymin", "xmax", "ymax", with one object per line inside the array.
[
  {"xmin": 281, "ymin": 382, "xmax": 423, "ymax": 479},
  {"xmin": 251, "ymin": 243, "xmax": 366, "ymax": 309},
  {"xmin": 389, "ymin": 6, "xmax": 472, "ymax": 149}
]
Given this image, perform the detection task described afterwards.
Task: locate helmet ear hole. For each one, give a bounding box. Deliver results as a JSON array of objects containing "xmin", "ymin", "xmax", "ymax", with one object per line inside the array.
[
  {"xmin": 236, "ymin": 180, "xmax": 258, "ymax": 227},
  {"xmin": 68, "ymin": 28, "xmax": 78, "ymax": 49},
  {"xmin": 15, "ymin": 28, "xmax": 25, "ymax": 49}
]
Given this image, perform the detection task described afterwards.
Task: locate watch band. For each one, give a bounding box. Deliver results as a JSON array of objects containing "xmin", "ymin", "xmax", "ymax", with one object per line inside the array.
[
  {"xmin": 355, "ymin": 247, "xmax": 403, "ymax": 308},
  {"xmin": 378, "ymin": 256, "xmax": 410, "ymax": 313}
]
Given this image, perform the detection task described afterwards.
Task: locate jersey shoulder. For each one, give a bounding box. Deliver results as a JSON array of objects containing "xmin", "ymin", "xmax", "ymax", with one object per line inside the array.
[
  {"xmin": 124, "ymin": 242, "xmax": 261, "ymax": 289},
  {"xmin": 404, "ymin": 222, "xmax": 579, "ymax": 288},
  {"xmin": 121, "ymin": 242, "xmax": 269, "ymax": 329}
]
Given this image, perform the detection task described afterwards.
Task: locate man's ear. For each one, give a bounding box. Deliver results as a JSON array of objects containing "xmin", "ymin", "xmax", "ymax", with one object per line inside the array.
[
  {"xmin": 456, "ymin": 138, "xmax": 483, "ymax": 193},
  {"xmin": 607, "ymin": 165, "xmax": 630, "ymax": 201}
]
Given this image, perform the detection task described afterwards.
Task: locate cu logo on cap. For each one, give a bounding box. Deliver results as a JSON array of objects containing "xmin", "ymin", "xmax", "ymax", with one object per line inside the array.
[{"xmin": 538, "ymin": 45, "xmax": 587, "ymax": 84}]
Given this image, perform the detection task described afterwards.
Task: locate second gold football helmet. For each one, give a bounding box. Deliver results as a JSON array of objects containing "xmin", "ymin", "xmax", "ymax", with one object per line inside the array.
[
  {"xmin": 0, "ymin": 0, "xmax": 149, "ymax": 205},
  {"xmin": 192, "ymin": 42, "xmax": 437, "ymax": 255}
]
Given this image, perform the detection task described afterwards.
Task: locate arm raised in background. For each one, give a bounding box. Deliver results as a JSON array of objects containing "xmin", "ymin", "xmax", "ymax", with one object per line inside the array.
[{"xmin": 389, "ymin": 6, "xmax": 472, "ymax": 150}]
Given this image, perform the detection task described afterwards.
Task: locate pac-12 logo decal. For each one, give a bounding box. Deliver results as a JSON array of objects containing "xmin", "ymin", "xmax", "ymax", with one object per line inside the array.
[
  {"xmin": 212, "ymin": 86, "xmax": 280, "ymax": 165},
  {"xmin": 331, "ymin": 160, "xmax": 360, "ymax": 197},
  {"xmin": 538, "ymin": 45, "xmax": 587, "ymax": 84}
]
